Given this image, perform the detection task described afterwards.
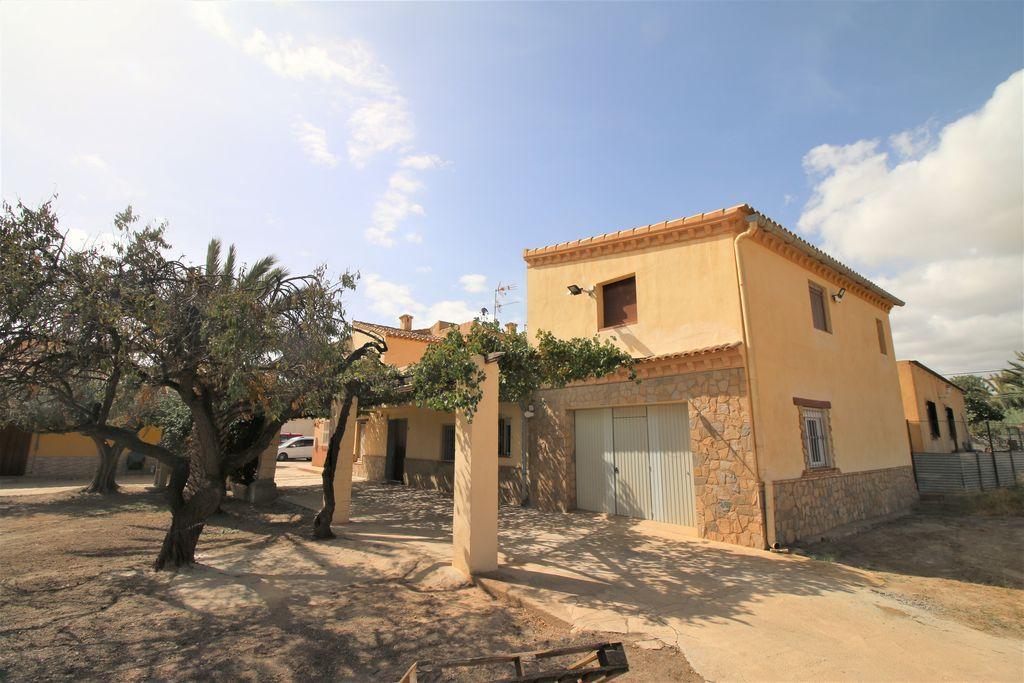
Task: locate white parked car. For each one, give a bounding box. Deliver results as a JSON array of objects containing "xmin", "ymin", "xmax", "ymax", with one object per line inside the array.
[{"xmin": 277, "ymin": 436, "xmax": 314, "ymax": 461}]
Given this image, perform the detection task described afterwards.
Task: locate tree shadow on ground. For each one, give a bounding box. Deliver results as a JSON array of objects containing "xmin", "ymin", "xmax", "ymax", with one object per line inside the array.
[{"xmin": 345, "ymin": 481, "xmax": 872, "ymax": 631}]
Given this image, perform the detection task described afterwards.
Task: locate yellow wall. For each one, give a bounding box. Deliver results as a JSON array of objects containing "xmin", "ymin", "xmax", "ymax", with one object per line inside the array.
[
  {"xmin": 362, "ymin": 403, "xmax": 522, "ymax": 464},
  {"xmin": 525, "ymin": 233, "xmax": 744, "ymax": 357},
  {"xmin": 897, "ymin": 361, "xmax": 968, "ymax": 453},
  {"xmin": 740, "ymin": 239, "xmax": 910, "ymax": 480},
  {"xmin": 33, "ymin": 427, "xmax": 162, "ymax": 458},
  {"xmin": 352, "ymin": 330, "xmax": 430, "ymax": 368}
]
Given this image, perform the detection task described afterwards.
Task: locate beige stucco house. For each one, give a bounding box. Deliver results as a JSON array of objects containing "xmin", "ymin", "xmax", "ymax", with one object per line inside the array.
[
  {"xmin": 352, "ymin": 203, "xmax": 917, "ymax": 549},
  {"xmin": 897, "ymin": 360, "xmax": 969, "ymax": 454},
  {"xmin": 523, "ymin": 204, "xmax": 917, "ymax": 548}
]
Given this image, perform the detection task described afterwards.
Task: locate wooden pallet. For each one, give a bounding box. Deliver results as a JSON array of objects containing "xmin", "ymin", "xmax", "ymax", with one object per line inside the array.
[{"xmin": 399, "ymin": 641, "xmax": 628, "ymax": 683}]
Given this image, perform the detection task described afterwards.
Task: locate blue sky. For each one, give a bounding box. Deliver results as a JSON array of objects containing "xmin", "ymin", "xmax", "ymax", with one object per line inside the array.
[{"xmin": 2, "ymin": 1, "xmax": 1022, "ymax": 374}]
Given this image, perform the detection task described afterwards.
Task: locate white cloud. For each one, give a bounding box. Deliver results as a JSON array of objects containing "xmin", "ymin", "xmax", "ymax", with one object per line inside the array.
[
  {"xmin": 362, "ymin": 273, "xmax": 423, "ymax": 318},
  {"xmin": 405, "ymin": 232, "xmax": 423, "ymax": 244},
  {"xmin": 797, "ymin": 70, "xmax": 1024, "ymax": 372},
  {"xmin": 347, "ymin": 99, "xmax": 415, "ymax": 169},
  {"xmin": 291, "ymin": 119, "xmax": 339, "ymax": 167},
  {"xmin": 783, "ymin": 194, "xmax": 796, "ymax": 206},
  {"xmin": 459, "ymin": 274, "xmax": 488, "ymax": 293},
  {"xmin": 71, "ymin": 153, "xmax": 109, "ymax": 171},
  {"xmin": 70, "ymin": 153, "xmax": 134, "ymax": 199},
  {"xmin": 426, "ymin": 300, "xmax": 481, "ymax": 323},
  {"xmin": 400, "ymin": 154, "xmax": 446, "ymax": 170},
  {"xmin": 194, "ymin": 8, "xmax": 412, "ymax": 168},
  {"xmin": 364, "ymin": 170, "xmax": 426, "ymax": 247},
  {"xmin": 360, "ymin": 274, "xmax": 479, "ymax": 325}
]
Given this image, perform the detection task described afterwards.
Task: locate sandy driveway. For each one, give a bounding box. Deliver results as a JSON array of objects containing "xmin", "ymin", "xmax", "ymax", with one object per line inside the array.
[{"xmin": 289, "ymin": 482, "xmax": 1024, "ymax": 682}]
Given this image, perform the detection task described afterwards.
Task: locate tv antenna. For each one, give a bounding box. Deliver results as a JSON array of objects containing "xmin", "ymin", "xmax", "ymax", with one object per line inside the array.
[{"xmin": 493, "ymin": 282, "xmax": 520, "ymax": 322}]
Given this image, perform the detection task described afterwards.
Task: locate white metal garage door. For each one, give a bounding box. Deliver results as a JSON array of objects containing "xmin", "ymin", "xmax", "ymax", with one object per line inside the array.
[{"xmin": 575, "ymin": 403, "xmax": 695, "ymax": 526}]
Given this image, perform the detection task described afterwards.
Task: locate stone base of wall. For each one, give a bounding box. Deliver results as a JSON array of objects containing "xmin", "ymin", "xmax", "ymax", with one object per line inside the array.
[
  {"xmin": 530, "ymin": 362, "xmax": 765, "ymax": 549},
  {"xmin": 24, "ymin": 454, "xmax": 159, "ymax": 480},
  {"xmin": 405, "ymin": 458, "xmax": 522, "ymax": 506},
  {"xmin": 772, "ymin": 465, "xmax": 918, "ymax": 545}
]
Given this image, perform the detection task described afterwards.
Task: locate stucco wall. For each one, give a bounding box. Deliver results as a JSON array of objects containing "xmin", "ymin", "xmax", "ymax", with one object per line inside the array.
[
  {"xmin": 360, "ymin": 402, "xmax": 523, "ymax": 478},
  {"xmin": 739, "ymin": 237, "xmax": 911, "ymax": 482},
  {"xmin": 351, "ymin": 330, "xmax": 431, "ymax": 368},
  {"xmin": 897, "ymin": 361, "xmax": 968, "ymax": 453},
  {"xmin": 25, "ymin": 427, "xmax": 162, "ymax": 479},
  {"xmin": 530, "ymin": 364, "xmax": 766, "ymax": 548},
  {"xmin": 525, "ymin": 232, "xmax": 744, "ymax": 357}
]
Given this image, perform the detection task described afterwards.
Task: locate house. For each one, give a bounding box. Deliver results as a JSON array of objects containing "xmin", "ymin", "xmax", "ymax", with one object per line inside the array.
[
  {"xmin": 0, "ymin": 427, "xmax": 163, "ymax": 478},
  {"xmin": 523, "ymin": 204, "xmax": 917, "ymax": 548},
  {"xmin": 896, "ymin": 360, "xmax": 969, "ymax": 453},
  {"xmin": 344, "ymin": 314, "xmax": 526, "ymax": 504}
]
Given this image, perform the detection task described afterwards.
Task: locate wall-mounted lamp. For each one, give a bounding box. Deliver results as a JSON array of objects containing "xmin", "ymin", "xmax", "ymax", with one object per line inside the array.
[
  {"xmin": 831, "ymin": 287, "xmax": 846, "ymax": 303},
  {"xmin": 566, "ymin": 284, "xmax": 594, "ymax": 296}
]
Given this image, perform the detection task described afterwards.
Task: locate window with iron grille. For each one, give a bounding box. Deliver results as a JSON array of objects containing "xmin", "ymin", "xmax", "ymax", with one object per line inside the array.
[
  {"xmin": 801, "ymin": 407, "xmax": 831, "ymax": 469},
  {"xmin": 441, "ymin": 424, "xmax": 455, "ymax": 461},
  {"xmin": 808, "ymin": 282, "xmax": 830, "ymax": 333},
  {"xmin": 601, "ymin": 276, "xmax": 637, "ymax": 328},
  {"xmin": 498, "ymin": 417, "xmax": 512, "ymax": 457}
]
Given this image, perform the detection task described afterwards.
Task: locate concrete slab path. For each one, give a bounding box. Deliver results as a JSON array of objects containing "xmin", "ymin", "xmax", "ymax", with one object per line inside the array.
[{"xmin": 287, "ymin": 481, "xmax": 1024, "ymax": 682}]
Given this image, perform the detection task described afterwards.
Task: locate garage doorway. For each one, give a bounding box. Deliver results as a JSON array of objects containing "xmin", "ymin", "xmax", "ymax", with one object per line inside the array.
[{"xmin": 574, "ymin": 404, "xmax": 696, "ymax": 527}]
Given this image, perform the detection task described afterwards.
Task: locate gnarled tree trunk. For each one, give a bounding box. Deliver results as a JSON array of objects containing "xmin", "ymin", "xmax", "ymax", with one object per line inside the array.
[
  {"xmin": 82, "ymin": 437, "xmax": 124, "ymax": 494},
  {"xmin": 154, "ymin": 458, "xmax": 223, "ymax": 570},
  {"xmin": 313, "ymin": 391, "xmax": 356, "ymax": 539}
]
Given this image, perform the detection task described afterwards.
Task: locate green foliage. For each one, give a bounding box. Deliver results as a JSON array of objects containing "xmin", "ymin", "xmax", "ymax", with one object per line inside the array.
[
  {"xmin": 343, "ymin": 351, "xmax": 404, "ymax": 409},
  {"xmin": 951, "ymin": 374, "xmax": 1005, "ymax": 424},
  {"xmin": 992, "ymin": 351, "xmax": 1024, "ymax": 411},
  {"xmin": 410, "ymin": 320, "xmax": 636, "ymax": 419},
  {"xmin": 410, "ymin": 327, "xmax": 487, "ymax": 417}
]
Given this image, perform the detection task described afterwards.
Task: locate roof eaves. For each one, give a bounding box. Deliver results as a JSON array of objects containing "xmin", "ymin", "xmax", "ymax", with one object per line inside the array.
[{"xmin": 745, "ymin": 209, "xmax": 905, "ymax": 307}]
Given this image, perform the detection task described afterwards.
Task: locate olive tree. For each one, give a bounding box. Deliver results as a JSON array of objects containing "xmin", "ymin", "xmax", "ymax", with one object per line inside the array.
[{"xmin": 312, "ymin": 344, "xmax": 404, "ymax": 538}]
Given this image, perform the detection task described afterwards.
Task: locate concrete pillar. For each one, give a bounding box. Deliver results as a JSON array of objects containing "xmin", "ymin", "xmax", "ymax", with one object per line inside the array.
[
  {"xmin": 249, "ymin": 429, "xmax": 280, "ymax": 504},
  {"xmin": 452, "ymin": 354, "xmax": 500, "ymax": 577},
  {"xmin": 331, "ymin": 396, "xmax": 359, "ymax": 525}
]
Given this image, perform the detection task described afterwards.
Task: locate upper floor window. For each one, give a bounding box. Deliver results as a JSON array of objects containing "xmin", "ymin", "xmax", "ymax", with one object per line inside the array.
[
  {"xmin": 601, "ymin": 276, "xmax": 637, "ymax": 328},
  {"xmin": 808, "ymin": 282, "xmax": 830, "ymax": 333},
  {"xmin": 876, "ymin": 319, "xmax": 888, "ymax": 355}
]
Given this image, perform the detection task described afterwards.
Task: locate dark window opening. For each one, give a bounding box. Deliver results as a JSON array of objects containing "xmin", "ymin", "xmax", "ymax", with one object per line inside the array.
[
  {"xmin": 945, "ymin": 407, "xmax": 958, "ymax": 451},
  {"xmin": 876, "ymin": 319, "xmax": 888, "ymax": 355},
  {"xmin": 809, "ymin": 283, "xmax": 830, "ymax": 332},
  {"xmin": 441, "ymin": 424, "xmax": 455, "ymax": 461},
  {"xmin": 498, "ymin": 417, "xmax": 512, "ymax": 457},
  {"xmin": 601, "ymin": 276, "xmax": 637, "ymax": 328},
  {"xmin": 926, "ymin": 401, "xmax": 941, "ymax": 439}
]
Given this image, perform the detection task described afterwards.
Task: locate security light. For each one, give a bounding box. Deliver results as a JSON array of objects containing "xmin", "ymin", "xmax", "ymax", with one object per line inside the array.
[
  {"xmin": 831, "ymin": 287, "xmax": 846, "ymax": 303},
  {"xmin": 567, "ymin": 284, "xmax": 583, "ymax": 296}
]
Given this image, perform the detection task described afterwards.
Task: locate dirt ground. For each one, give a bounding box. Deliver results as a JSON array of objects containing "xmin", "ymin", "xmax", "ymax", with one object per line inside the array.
[
  {"xmin": 0, "ymin": 489, "xmax": 700, "ymax": 682},
  {"xmin": 800, "ymin": 497, "xmax": 1024, "ymax": 640}
]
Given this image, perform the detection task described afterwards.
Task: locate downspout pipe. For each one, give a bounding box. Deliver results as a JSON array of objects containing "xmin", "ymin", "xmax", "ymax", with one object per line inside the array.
[{"xmin": 734, "ymin": 214, "xmax": 773, "ymax": 549}]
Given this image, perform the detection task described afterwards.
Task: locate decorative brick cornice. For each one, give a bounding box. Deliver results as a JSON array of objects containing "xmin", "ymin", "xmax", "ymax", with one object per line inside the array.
[
  {"xmin": 522, "ymin": 206, "xmax": 749, "ymax": 267},
  {"xmin": 747, "ymin": 228, "xmax": 899, "ymax": 312},
  {"xmin": 569, "ymin": 341, "xmax": 745, "ymax": 386}
]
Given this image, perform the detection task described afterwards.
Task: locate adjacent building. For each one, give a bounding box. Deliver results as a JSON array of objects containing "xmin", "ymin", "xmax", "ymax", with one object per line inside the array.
[{"xmin": 896, "ymin": 360, "xmax": 969, "ymax": 454}]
